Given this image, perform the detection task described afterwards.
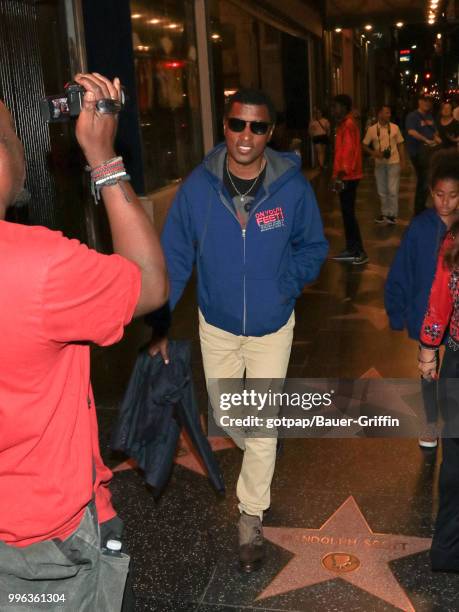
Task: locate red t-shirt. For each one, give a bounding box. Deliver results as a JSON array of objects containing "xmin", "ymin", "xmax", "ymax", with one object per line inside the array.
[{"xmin": 0, "ymin": 221, "xmax": 141, "ymax": 547}]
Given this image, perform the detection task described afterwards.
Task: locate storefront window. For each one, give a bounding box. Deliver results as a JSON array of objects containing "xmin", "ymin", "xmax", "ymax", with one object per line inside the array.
[
  {"xmin": 209, "ymin": 0, "xmax": 285, "ymax": 140},
  {"xmin": 130, "ymin": 1, "xmax": 203, "ymax": 192},
  {"xmin": 208, "ymin": 0, "xmax": 310, "ymax": 150}
]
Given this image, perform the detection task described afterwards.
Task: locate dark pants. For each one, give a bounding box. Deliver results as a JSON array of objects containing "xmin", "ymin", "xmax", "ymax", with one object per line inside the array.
[
  {"xmin": 0, "ymin": 503, "xmax": 130, "ymax": 611},
  {"xmin": 339, "ymin": 179, "xmax": 363, "ymax": 255},
  {"xmin": 410, "ymin": 153, "xmax": 429, "ymax": 216},
  {"xmin": 431, "ymin": 346, "xmax": 459, "ymax": 570},
  {"xmin": 420, "ymin": 353, "xmax": 439, "ymax": 424}
]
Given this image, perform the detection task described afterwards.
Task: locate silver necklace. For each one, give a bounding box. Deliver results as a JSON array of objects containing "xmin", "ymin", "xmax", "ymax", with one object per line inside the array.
[{"xmin": 226, "ymin": 157, "xmax": 265, "ymax": 203}]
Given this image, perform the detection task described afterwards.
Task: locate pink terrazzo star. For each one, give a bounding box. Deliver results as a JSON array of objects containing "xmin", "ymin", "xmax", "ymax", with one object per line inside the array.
[{"xmin": 258, "ymin": 496, "xmax": 431, "ymax": 612}]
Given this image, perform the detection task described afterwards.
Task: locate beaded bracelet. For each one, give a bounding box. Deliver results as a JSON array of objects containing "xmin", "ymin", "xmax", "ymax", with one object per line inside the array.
[
  {"xmin": 88, "ymin": 156, "xmax": 131, "ymax": 204},
  {"xmin": 418, "ymin": 343, "xmax": 439, "ymax": 353},
  {"xmin": 417, "ymin": 347, "xmax": 438, "ymax": 364}
]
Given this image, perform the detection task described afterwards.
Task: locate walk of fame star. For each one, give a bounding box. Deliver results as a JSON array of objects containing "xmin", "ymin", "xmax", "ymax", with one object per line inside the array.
[
  {"xmin": 258, "ymin": 496, "xmax": 431, "ymax": 611},
  {"xmin": 357, "ymin": 262, "xmax": 389, "ymax": 280},
  {"xmin": 113, "ymin": 431, "xmax": 235, "ymax": 477},
  {"xmin": 367, "ymin": 236, "xmax": 402, "ymax": 248},
  {"xmin": 332, "ymin": 303, "xmax": 388, "ymax": 331}
]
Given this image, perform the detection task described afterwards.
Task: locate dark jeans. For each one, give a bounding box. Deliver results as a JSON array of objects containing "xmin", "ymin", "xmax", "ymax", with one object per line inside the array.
[
  {"xmin": 339, "ymin": 179, "xmax": 364, "ymax": 255},
  {"xmin": 410, "ymin": 153, "xmax": 429, "ymax": 216},
  {"xmin": 431, "ymin": 346, "xmax": 459, "ymax": 570},
  {"xmin": 420, "ymin": 352, "xmax": 439, "ymax": 424},
  {"xmin": 0, "ymin": 504, "xmax": 130, "ymax": 611}
]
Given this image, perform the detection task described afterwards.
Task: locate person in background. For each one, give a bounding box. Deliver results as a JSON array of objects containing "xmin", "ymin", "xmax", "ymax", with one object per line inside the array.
[
  {"xmin": 435, "ymin": 101, "xmax": 459, "ymax": 150},
  {"xmin": 308, "ymin": 108, "xmax": 330, "ymax": 171},
  {"xmin": 386, "ymin": 151, "xmax": 459, "ymax": 449},
  {"xmin": 452, "ymin": 97, "xmax": 459, "ymax": 123},
  {"xmin": 364, "ymin": 107, "xmax": 377, "ymax": 132},
  {"xmin": 417, "ymin": 152, "xmax": 459, "ymax": 572},
  {"xmin": 331, "ymin": 94, "xmax": 368, "ymax": 265},
  {"xmin": 0, "ymin": 74, "xmax": 168, "ymax": 611},
  {"xmin": 405, "ymin": 94, "xmax": 437, "ymax": 215},
  {"xmin": 363, "ymin": 104, "xmax": 406, "ymax": 225}
]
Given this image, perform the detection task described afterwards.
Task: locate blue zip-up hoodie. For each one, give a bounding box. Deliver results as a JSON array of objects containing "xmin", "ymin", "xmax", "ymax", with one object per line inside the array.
[
  {"xmin": 161, "ymin": 143, "xmax": 328, "ymax": 337},
  {"xmin": 384, "ymin": 208, "xmax": 447, "ymax": 340}
]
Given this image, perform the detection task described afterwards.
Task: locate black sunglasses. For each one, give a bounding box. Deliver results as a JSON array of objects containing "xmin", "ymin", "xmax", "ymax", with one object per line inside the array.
[{"xmin": 227, "ymin": 117, "xmax": 271, "ymax": 135}]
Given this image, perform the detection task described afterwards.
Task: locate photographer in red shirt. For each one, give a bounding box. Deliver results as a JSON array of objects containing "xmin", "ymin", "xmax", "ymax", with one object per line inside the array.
[{"xmin": 0, "ymin": 73, "xmax": 168, "ymax": 611}]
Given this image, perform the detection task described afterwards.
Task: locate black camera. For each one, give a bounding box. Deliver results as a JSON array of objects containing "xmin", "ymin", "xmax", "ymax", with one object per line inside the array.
[
  {"xmin": 382, "ymin": 147, "xmax": 391, "ymax": 160},
  {"xmin": 40, "ymin": 82, "xmax": 126, "ymax": 123}
]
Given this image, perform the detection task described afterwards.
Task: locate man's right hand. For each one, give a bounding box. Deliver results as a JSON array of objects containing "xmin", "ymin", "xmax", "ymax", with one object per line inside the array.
[
  {"xmin": 148, "ymin": 337, "xmax": 170, "ymax": 364},
  {"xmin": 73, "ymin": 72, "xmax": 121, "ymax": 168}
]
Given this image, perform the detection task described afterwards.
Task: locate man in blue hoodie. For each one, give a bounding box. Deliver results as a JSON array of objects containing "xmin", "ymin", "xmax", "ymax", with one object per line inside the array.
[{"xmin": 150, "ymin": 89, "xmax": 328, "ymax": 572}]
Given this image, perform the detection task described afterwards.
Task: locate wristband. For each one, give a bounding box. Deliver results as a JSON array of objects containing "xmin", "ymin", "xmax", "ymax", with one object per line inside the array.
[
  {"xmin": 418, "ymin": 343, "xmax": 439, "ymax": 352},
  {"xmin": 87, "ymin": 157, "xmax": 131, "ymax": 204}
]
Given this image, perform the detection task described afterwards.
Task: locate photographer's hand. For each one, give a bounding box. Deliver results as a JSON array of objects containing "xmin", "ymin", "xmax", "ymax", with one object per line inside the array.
[
  {"xmin": 73, "ymin": 72, "xmax": 120, "ymax": 167},
  {"xmin": 70, "ymin": 72, "xmax": 169, "ymax": 317}
]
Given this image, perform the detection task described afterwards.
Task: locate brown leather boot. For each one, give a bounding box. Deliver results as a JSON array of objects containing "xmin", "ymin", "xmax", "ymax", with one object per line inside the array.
[{"xmin": 238, "ymin": 512, "xmax": 264, "ymax": 573}]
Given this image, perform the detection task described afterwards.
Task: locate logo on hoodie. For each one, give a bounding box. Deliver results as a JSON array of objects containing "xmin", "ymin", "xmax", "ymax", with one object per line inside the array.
[{"xmin": 256, "ymin": 207, "xmax": 285, "ymax": 232}]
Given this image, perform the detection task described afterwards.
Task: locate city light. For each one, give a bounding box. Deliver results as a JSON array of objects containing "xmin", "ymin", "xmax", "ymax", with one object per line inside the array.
[
  {"xmin": 405, "ymin": 70, "xmax": 410, "ymax": 75},
  {"xmin": 411, "ymin": 45, "xmax": 417, "ymax": 49},
  {"xmin": 148, "ymin": 19, "xmax": 160, "ymax": 24},
  {"xmin": 131, "ymin": 13, "xmax": 142, "ymax": 19},
  {"xmin": 167, "ymin": 23, "xmax": 179, "ymax": 29},
  {"xmin": 334, "ymin": 28, "xmax": 342, "ymax": 33},
  {"xmin": 162, "ymin": 61, "xmax": 185, "ymax": 69},
  {"xmin": 396, "ymin": 22, "xmax": 404, "ymax": 28},
  {"xmin": 364, "ymin": 24, "xmax": 373, "ymax": 31},
  {"xmin": 211, "ymin": 33, "xmax": 221, "ymax": 40},
  {"xmin": 436, "ymin": 33, "xmax": 442, "ymax": 39}
]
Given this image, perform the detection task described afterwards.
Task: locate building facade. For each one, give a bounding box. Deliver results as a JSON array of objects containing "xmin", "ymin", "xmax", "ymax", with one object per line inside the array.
[{"xmin": 0, "ymin": 0, "xmax": 328, "ymax": 242}]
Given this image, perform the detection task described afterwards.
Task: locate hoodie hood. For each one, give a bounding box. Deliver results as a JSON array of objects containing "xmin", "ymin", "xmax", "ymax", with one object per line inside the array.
[{"xmin": 203, "ymin": 142, "xmax": 301, "ymax": 194}]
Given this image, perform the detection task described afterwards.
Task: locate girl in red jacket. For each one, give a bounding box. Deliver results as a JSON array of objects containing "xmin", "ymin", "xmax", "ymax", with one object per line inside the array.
[{"xmin": 418, "ymin": 150, "xmax": 459, "ymax": 572}]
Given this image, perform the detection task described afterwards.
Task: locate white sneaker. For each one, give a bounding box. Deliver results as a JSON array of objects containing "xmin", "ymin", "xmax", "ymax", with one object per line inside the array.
[{"xmin": 418, "ymin": 424, "xmax": 438, "ymax": 448}]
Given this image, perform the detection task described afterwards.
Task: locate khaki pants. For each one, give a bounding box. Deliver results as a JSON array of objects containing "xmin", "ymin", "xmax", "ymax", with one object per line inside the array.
[{"xmin": 199, "ymin": 310, "xmax": 294, "ymax": 518}]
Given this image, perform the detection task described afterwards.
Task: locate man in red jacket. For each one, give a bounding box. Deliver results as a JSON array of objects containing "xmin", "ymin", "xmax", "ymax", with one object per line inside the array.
[{"xmin": 331, "ymin": 94, "xmax": 368, "ymax": 265}]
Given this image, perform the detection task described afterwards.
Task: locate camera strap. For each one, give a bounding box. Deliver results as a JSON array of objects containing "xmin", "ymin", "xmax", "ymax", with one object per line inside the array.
[{"xmin": 376, "ymin": 122, "xmax": 391, "ymax": 152}]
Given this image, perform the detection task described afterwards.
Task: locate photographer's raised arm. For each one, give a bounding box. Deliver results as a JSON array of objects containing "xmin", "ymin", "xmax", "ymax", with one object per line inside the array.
[{"xmin": 74, "ymin": 73, "xmax": 168, "ymax": 316}]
